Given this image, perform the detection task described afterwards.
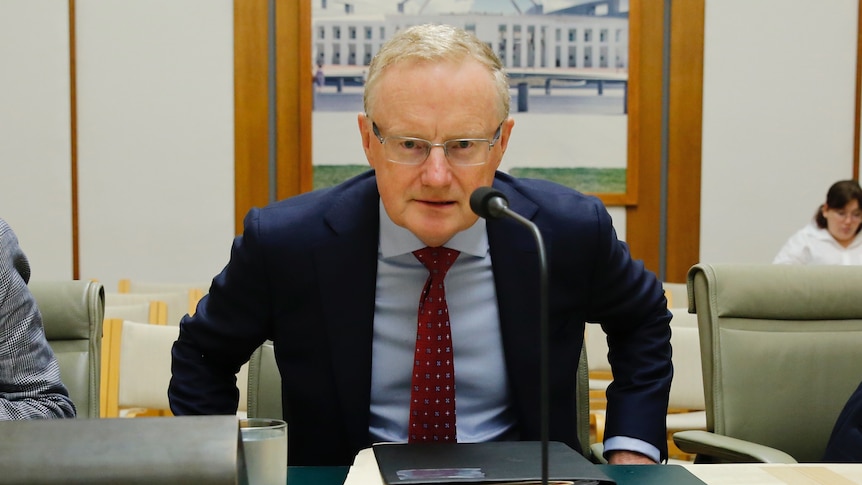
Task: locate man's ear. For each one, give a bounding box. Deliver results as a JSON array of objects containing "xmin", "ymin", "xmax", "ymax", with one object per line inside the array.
[{"xmin": 358, "ymin": 113, "xmax": 374, "ymax": 166}]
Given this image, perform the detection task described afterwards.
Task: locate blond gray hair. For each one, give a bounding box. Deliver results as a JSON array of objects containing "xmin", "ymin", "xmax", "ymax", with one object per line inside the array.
[{"xmin": 363, "ymin": 24, "xmax": 509, "ymax": 120}]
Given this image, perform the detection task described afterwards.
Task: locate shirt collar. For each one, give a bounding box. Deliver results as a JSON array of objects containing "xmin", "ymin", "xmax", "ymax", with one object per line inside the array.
[{"xmin": 378, "ymin": 200, "xmax": 488, "ymax": 259}]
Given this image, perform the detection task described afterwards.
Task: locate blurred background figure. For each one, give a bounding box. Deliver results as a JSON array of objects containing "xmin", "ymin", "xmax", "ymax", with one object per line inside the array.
[{"xmin": 773, "ymin": 180, "xmax": 862, "ymax": 265}]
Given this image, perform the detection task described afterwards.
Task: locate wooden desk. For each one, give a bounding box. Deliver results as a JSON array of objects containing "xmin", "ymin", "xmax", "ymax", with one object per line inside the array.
[{"xmin": 680, "ymin": 463, "xmax": 862, "ymax": 484}]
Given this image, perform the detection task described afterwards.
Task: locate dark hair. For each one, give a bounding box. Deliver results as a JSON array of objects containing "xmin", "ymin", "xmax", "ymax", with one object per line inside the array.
[{"xmin": 814, "ymin": 179, "xmax": 862, "ymax": 232}]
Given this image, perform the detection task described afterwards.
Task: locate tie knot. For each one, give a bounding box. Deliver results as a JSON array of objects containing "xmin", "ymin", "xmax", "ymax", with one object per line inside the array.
[{"xmin": 413, "ymin": 247, "xmax": 460, "ymax": 276}]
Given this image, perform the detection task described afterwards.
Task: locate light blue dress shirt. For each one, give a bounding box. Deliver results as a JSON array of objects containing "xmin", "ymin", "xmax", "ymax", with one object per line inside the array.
[
  {"xmin": 368, "ymin": 203, "xmax": 659, "ymax": 462},
  {"xmin": 369, "ymin": 203, "xmax": 517, "ymax": 443}
]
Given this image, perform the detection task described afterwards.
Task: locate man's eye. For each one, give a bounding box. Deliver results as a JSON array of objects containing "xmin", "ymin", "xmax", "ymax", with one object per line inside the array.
[{"xmin": 450, "ymin": 140, "xmax": 474, "ymax": 150}]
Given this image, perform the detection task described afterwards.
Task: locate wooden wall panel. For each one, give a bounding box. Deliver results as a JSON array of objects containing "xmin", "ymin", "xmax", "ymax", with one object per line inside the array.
[
  {"xmin": 626, "ymin": 0, "xmax": 704, "ymax": 282},
  {"xmin": 665, "ymin": 0, "xmax": 704, "ymax": 283},
  {"xmin": 625, "ymin": 0, "xmax": 666, "ymax": 275},
  {"xmin": 234, "ymin": 0, "xmax": 271, "ymax": 234},
  {"xmin": 276, "ymin": 0, "xmax": 313, "ymax": 199}
]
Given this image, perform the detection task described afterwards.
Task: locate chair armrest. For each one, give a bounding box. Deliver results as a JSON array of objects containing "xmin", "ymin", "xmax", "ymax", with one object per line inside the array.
[
  {"xmin": 672, "ymin": 430, "xmax": 798, "ymax": 464},
  {"xmin": 589, "ymin": 443, "xmax": 608, "ymax": 464}
]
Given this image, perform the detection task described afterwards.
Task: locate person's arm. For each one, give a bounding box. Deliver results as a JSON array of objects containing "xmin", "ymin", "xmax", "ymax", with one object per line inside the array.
[
  {"xmin": 773, "ymin": 228, "xmax": 810, "ymax": 265},
  {"xmin": 586, "ymin": 208, "xmax": 673, "ymax": 464},
  {"xmin": 169, "ymin": 209, "xmax": 272, "ymax": 415},
  {"xmin": 0, "ymin": 220, "xmax": 76, "ymax": 419}
]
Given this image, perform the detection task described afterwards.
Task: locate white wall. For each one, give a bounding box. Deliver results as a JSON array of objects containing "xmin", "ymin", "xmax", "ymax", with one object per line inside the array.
[
  {"xmin": 0, "ymin": 0, "xmax": 236, "ymax": 290},
  {"xmin": 699, "ymin": 0, "xmax": 859, "ymax": 264},
  {"xmin": 0, "ymin": 0, "xmax": 74, "ymax": 279},
  {"xmin": 75, "ymin": 0, "xmax": 235, "ymax": 290}
]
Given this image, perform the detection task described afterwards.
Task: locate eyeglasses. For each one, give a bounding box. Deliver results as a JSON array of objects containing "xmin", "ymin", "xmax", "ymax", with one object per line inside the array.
[
  {"xmin": 371, "ymin": 120, "xmax": 503, "ymax": 166},
  {"xmin": 828, "ymin": 209, "xmax": 862, "ymax": 222}
]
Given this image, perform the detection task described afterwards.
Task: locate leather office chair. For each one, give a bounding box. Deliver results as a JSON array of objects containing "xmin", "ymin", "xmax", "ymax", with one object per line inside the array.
[
  {"xmin": 246, "ymin": 341, "xmax": 281, "ymax": 420},
  {"xmin": 28, "ymin": 280, "xmax": 105, "ymax": 419},
  {"xmin": 674, "ymin": 263, "xmax": 862, "ymax": 463},
  {"xmin": 245, "ymin": 341, "xmax": 594, "ymax": 460}
]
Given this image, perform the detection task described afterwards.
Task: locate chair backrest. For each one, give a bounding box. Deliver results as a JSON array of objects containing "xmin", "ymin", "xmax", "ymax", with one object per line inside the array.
[
  {"xmin": 105, "ymin": 291, "xmax": 189, "ymax": 326},
  {"xmin": 667, "ymin": 307, "xmax": 704, "ymax": 413},
  {"xmin": 28, "ymin": 280, "xmax": 105, "ymax": 419},
  {"xmin": 117, "ymin": 279, "xmax": 208, "ymax": 316},
  {"xmin": 104, "ymin": 301, "xmax": 166, "ymax": 325},
  {"xmin": 245, "ymin": 340, "xmax": 594, "ymax": 459},
  {"xmin": 688, "ymin": 263, "xmax": 862, "ymax": 462},
  {"xmin": 103, "ymin": 319, "xmax": 178, "ymax": 416},
  {"xmin": 663, "ymin": 282, "xmax": 689, "ymax": 308},
  {"xmin": 246, "ymin": 341, "xmax": 281, "ymax": 420}
]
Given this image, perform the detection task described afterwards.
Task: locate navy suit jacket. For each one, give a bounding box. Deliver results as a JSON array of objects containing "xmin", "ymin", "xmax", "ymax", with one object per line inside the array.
[
  {"xmin": 823, "ymin": 381, "xmax": 862, "ymax": 462},
  {"xmin": 169, "ymin": 171, "xmax": 672, "ymax": 465}
]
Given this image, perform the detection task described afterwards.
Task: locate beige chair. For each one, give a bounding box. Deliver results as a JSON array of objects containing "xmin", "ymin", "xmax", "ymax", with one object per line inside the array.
[
  {"xmin": 100, "ymin": 301, "xmax": 166, "ymax": 417},
  {"xmin": 103, "ymin": 319, "xmax": 178, "ymax": 417},
  {"xmin": 587, "ymin": 308, "xmax": 705, "ymax": 461},
  {"xmin": 117, "ymin": 279, "xmax": 208, "ymax": 317},
  {"xmin": 584, "ymin": 324, "xmax": 611, "ymax": 443},
  {"xmin": 246, "ymin": 341, "xmax": 595, "ymax": 460},
  {"xmin": 663, "ymin": 282, "xmax": 688, "ymax": 309},
  {"xmin": 28, "ymin": 280, "xmax": 105, "ymax": 419},
  {"xmin": 100, "ymin": 318, "xmax": 248, "ymax": 419},
  {"xmin": 104, "ymin": 301, "xmax": 167, "ymax": 325},
  {"xmin": 665, "ymin": 307, "xmax": 706, "ymax": 461},
  {"xmin": 674, "ymin": 263, "xmax": 862, "ymax": 463},
  {"xmin": 105, "ymin": 291, "xmax": 189, "ymax": 327}
]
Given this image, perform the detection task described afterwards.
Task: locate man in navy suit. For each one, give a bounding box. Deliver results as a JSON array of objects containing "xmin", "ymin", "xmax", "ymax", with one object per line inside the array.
[
  {"xmin": 169, "ymin": 24, "xmax": 672, "ymax": 466},
  {"xmin": 823, "ymin": 381, "xmax": 862, "ymax": 462}
]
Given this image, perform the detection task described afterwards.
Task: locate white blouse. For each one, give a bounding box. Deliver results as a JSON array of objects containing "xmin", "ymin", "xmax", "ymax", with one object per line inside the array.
[{"xmin": 773, "ymin": 222, "xmax": 862, "ymax": 265}]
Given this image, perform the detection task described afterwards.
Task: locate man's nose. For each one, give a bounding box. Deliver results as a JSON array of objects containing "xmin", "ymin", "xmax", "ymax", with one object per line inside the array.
[{"xmin": 422, "ymin": 146, "xmax": 452, "ymax": 184}]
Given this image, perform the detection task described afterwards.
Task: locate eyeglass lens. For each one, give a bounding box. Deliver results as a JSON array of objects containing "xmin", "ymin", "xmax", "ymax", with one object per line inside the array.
[{"xmin": 385, "ymin": 138, "xmax": 490, "ymax": 166}]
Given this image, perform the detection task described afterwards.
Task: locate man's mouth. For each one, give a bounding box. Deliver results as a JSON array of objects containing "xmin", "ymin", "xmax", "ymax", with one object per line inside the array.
[{"xmin": 420, "ymin": 200, "xmax": 455, "ymax": 206}]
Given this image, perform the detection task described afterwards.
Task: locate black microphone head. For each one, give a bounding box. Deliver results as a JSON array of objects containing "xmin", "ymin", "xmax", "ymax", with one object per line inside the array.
[{"xmin": 470, "ymin": 187, "xmax": 509, "ymax": 219}]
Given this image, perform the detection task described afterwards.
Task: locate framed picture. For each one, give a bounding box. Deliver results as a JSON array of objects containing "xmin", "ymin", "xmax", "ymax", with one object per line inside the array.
[{"xmin": 311, "ymin": 0, "xmax": 633, "ymax": 206}]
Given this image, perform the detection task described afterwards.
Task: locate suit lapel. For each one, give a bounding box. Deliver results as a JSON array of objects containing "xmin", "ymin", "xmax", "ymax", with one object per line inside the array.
[
  {"xmin": 313, "ymin": 177, "xmax": 380, "ymax": 448},
  {"xmin": 485, "ymin": 182, "xmax": 554, "ymax": 428}
]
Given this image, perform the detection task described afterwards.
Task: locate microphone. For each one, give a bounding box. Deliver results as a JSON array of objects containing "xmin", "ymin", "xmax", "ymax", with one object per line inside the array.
[{"xmin": 470, "ymin": 186, "xmax": 550, "ymax": 485}]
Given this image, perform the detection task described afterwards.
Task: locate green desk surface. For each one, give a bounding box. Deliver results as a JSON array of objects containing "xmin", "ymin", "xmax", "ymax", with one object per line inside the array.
[
  {"xmin": 288, "ymin": 466, "xmax": 349, "ymax": 484},
  {"xmin": 286, "ymin": 464, "xmax": 706, "ymax": 485}
]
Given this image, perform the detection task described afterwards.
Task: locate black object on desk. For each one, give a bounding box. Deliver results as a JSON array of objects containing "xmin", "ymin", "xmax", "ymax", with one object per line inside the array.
[
  {"xmin": 373, "ymin": 441, "xmax": 614, "ymax": 484},
  {"xmin": 287, "ymin": 464, "xmax": 708, "ymax": 485}
]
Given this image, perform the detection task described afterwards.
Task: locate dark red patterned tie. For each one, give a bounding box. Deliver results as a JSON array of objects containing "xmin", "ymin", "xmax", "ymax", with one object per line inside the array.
[{"xmin": 409, "ymin": 246, "xmax": 460, "ymax": 443}]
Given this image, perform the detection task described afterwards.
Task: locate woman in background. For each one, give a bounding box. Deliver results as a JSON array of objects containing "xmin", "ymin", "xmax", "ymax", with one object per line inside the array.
[{"xmin": 773, "ymin": 180, "xmax": 862, "ymax": 265}]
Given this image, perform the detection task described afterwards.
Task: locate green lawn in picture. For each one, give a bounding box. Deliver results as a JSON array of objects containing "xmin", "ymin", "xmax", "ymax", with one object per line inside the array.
[
  {"xmin": 314, "ymin": 165, "xmax": 626, "ymax": 195},
  {"xmin": 508, "ymin": 167, "xmax": 626, "ymax": 194},
  {"xmin": 313, "ymin": 165, "xmax": 370, "ymax": 190}
]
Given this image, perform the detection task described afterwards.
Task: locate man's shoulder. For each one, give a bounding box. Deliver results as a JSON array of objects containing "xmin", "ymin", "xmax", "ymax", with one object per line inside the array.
[
  {"xmin": 257, "ymin": 170, "xmax": 378, "ymax": 221},
  {"xmin": 242, "ymin": 170, "xmax": 379, "ymax": 244},
  {"xmin": 495, "ymin": 172, "xmax": 602, "ymax": 206}
]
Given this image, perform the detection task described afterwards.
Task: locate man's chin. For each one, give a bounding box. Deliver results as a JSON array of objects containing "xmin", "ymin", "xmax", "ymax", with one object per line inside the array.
[{"xmin": 408, "ymin": 224, "xmax": 459, "ymax": 248}]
